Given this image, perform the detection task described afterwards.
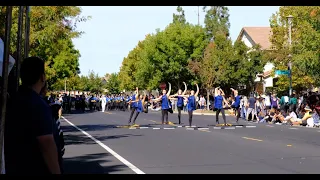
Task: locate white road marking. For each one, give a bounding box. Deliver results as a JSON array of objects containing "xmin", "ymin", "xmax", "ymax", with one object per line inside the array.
[
  {"xmin": 197, "ymin": 128, "xmax": 209, "ymax": 130},
  {"xmin": 153, "ymin": 128, "xmax": 161, "ymax": 129},
  {"xmin": 163, "ymin": 127, "xmax": 175, "ymax": 129},
  {"xmin": 245, "ymin": 126, "xmax": 256, "ymax": 128},
  {"xmin": 139, "ymin": 127, "xmax": 149, "ymax": 129},
  {"xmin": 61, "ymin": 116, "xmax": 145, "ymax": 174},
  {"xmin": 224, "ymin": 127, "xmax": 236, "ymax": 130}
]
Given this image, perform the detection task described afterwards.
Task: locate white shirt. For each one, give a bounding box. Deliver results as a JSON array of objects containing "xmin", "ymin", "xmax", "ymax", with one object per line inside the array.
[
  {"xmin": 101, "ymin": 97, "xmax": 106, "ymax": 104},
  {"xmin": 284, "ymin": 111, "xmax": 298, "ymax": 121},
  {"xmin": 200, "ymin": 97, "xmax": 205, "ymax": 105},
  {"xmin": 264, "ymin": 96, "xmax": 271, "ymax": 106}
]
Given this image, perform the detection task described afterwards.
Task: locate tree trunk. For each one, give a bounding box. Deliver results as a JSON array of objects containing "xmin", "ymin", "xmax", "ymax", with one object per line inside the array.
[{"xmin": 206, "ymin": 88, "xmax": 210, "ymax": 110}]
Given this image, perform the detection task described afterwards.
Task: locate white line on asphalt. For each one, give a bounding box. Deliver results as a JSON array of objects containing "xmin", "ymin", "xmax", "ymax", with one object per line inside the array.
[
  {"xmin": 61, "ymin": 116, "xmax": 145, "ymax": 174},
  {"xmin": 245, "ymin": 126, "xmax": 256, "ymax": 128},
  {"xmin": 153, "ymin": 128, "xmax": 161, "ymax": 129},
  {"xmin": 163, "ymin": 127, "xmax": 175, "ymax": 129},
  {"xmin": 139, "ymin": 127, "xmax": 149, "ymax": 129}
]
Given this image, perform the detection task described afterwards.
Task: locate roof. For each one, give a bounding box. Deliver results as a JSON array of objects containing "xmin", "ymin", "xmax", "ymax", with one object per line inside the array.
[{"xmin": 237, "ymin": 27, "xmax": 272, "ymax": 50}]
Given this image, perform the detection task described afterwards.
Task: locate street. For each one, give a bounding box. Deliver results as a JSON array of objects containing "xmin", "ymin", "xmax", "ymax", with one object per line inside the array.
[{"xmin": 61, "ymin": 110, "xmax": 320, "ymax": 174}]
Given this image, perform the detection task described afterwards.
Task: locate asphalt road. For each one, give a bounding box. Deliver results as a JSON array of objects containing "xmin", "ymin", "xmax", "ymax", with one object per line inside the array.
[{"xmin": 61, "ymin": 109, "xmax": 320, "ymax": 174}]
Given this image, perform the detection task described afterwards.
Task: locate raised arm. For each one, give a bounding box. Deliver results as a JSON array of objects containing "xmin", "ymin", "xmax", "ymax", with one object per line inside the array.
[
  {"xmin": 135, "ymin": 87, "xmax": 139, "ymax": 99},
  {"xmin": 220, "ymin": 89, "xmax": 226, "ymax": 96},
  {"xmin": 195, "ymin": 83, "xmax": 199, "ymax": 97},
  {"xmin": 166, "ymin": 82, "xmax": 171, "ymax": 97},
  {"xmin": 182, "ymin": 82, "xmax": 187, "ymax": 95},
  {"xmin": 222, "ymin": 96, "xmax": 230, "ymax": 107},
  {"xmin": 214, "ymin": 87, "xmax": 219, "ymax": 97},
  {"xmin": 142, "ymin": 91, "xmax": 147, "ymax": 103}
]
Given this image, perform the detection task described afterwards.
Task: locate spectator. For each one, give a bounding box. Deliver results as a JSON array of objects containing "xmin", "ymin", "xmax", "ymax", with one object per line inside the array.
[
  {"xmin": 246, "ymin": 94, "xmax": 257, "ymax": 121},
  {"xmin": 199, "ymin": 95, "xmax": 206, "ymax": 112},
  {"xmin": 4, "ymin": 57, "xmax": 61, "ymax": 174}
]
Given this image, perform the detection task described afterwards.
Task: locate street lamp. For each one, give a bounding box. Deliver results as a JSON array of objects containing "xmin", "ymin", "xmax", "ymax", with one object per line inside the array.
[{"xmin": 286, "ymin": 15, "xmax": 293, "ymax": 96}]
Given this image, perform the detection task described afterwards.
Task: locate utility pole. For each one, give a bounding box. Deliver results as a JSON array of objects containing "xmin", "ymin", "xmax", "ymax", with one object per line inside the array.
[
  {"xmin": 197, "ymin": 6, "xmax": 200, "ymax": 25},
  {"xmin": 24, "ymin": 6, "xmax": 30, "ymax": 58},
  {"xmin": 0, "ymin": 6, "xmax": 13, "ymax": 174},
  {"xmin": 287, "ymin": 15, "xmax": 293, "ymax": 96}
]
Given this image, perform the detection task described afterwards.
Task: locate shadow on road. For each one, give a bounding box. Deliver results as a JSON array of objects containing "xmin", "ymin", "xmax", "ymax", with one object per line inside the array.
[
  {"xmin": 62, "ymin": 124, "xmax": 118, "ymax": 133},
  {"xmin": 63, "ymin": 153, "xmax": 127, "ymax": 174},
  {"xmin": 63, "ymin": 131, "xmax": 143, "ymax": 145}
]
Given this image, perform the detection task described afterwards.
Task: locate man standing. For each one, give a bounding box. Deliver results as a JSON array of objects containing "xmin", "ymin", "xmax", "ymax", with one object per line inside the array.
[
  {"xmin": 246, "ymin": 93, "xmax": 257, "ymax": 121},
  {"xmin": 101, "ymin": 95, "xmax": 107, "ymax": 112},
  {"xmin": 5, "ymin": 57, "xmax": 61, "ymax": 174}
]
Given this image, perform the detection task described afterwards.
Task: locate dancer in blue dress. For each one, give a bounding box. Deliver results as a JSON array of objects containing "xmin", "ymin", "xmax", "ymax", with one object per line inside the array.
[
  {"xmin": 129, "ymin": 91, "xmax": 147, "ymax": 126},
  {"xmin": 128, "ymin": 87, "xmax": 139, "ymax": 125},
  {"xmin": 230, "ymin": 88, "xmax": 241, "ymax": 122},
  {"xmin": 214, "ymin": 87, "xmax": 230, "ymax": 126},
  {"xmin": 175, "ymin": 83, "xmax": 199, "ymax": 127},
  {"xmin": 170, "ymin": 82, "xmax": 187, "ymax": 124},
  {"xmin": 152, "ymin": 83, "xmax": 172, "ymax": 124}
]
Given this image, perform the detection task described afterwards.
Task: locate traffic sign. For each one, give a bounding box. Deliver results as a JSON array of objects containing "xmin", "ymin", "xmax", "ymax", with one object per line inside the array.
[{"xmin": 275, "ymin": 70, "xmax": 290, "ymax": 75}]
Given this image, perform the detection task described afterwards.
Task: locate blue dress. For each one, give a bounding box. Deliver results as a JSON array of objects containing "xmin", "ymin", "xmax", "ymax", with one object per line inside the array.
[
  {"xmin": 187, "ymin": 95, "xmax": 196, "ymax": 111},
  {"xmin": 131, "ymin": 95, "xmax": 137, "ymax": 108},
  {"xmin": 137, "ymin": 100, "xmax": 143, "ymax": 113},
  {"xmin": 177, "ymin": 96, "xmax": 184, "ymax": 108},
  {"xmin": 214, "ymin": 95, "xmax": 223, "ymax": 110},
  {"xmin": 161, "ymin": 95, "xmax": 170, "ymax": 110}
]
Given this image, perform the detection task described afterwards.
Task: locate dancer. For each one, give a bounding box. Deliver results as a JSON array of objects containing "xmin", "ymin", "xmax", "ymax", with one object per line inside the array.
[
  {"xmin": 230, "ymin": 88, "xmax": 241, "ymax": 122},
  {"xmin": 152, "ymin": 82, "xmax": 172, "ymax": 124},
  {"xmin": 185, "ymin": 84, "xmax": 199, "ymax": 127},
  {"xmin": 128, "ymin": 87, "xmax": 139, "ymax": 124},
  {"xmin": 129, "ymin": 91, "xmax": 148, "ymax": 126},
  {"xmin": 170, "ymin": 82, "xmax": 187, "ymax": 124},
  {"xmin": 214, "ymin": 87, "xmax": 230, "ymax": 126},
  {"xmin": 172, "ymin": 83, "xmax": 199, "ymax": 126}
]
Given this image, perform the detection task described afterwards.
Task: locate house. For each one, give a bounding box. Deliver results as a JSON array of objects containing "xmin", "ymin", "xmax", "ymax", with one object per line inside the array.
[{"xmin": 236, "ymin": 27, "xmax": 277, "ymax": 94}]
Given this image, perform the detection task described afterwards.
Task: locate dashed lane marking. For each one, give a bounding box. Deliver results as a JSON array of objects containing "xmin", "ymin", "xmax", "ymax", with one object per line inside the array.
[
  {"xmin": 61, "ymin": 116, "xmax": 145, "ymax": 174},
  {"xmin": 242, "ymin": 137, "xmax": 263, "ymax": 142},
  {"xmin": 287, "ymin": 144, "xmax": 292, "ymax": 147}
]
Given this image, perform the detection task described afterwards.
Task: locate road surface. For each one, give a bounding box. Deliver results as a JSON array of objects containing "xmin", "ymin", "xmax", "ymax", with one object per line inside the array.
[{"xmin": 61, "ymin": 109, "xmax": 320, "ymax": 174}]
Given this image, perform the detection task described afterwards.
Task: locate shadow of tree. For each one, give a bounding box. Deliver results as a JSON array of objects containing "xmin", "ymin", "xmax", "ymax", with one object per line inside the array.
[
  {"xmin": 63, "ymin": 153, "xmax": 127, "ymax": 174},
  {"xmin": 61, "ymin": 124, "xmax": 120, "ymax": 133},
  {"xmin": 63, "ymin": 133, "xmax": 143, "ymax": 146}
]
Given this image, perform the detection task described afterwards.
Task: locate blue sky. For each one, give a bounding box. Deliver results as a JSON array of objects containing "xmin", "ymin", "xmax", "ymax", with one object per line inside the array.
[{"xmin": 72, "ymin": 6, "xmax": 280, "ymax": 77}]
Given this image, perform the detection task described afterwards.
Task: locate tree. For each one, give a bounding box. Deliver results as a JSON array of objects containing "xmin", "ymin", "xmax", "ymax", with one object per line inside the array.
[
  {"xmin": 86, "ymin": 70, "xmax": 103, "ymax": 93},
  {"xmin": 203, "ymin": 6, "xmax": 230, "ymax": 40},
  {"xmin": 105, "ymin": 73, "xmax": 120, "ymax": 94},
  {"xmin": 173, "ymin": 6, "xmax": 186, "ymax": 24},
  {"xmin": 0, "ymin": 6, "xmax": 90, "ymax": 90},
  {"xmin": 269, "ymin": 6, "xmax": 320, "ymax": 91}
]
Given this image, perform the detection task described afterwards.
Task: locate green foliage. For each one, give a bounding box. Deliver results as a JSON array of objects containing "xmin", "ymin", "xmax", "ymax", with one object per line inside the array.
[
  {"xmin": 119, "ymin": 21, "xmax": 208, "ymax": 92},
  {"xmin": 173, "ymin": 6, "xmax": 186, "ymax": 24},
  {"xmin": 199, "ymin": 34, "xmax": 265, "ymax": 92},
  {"xmin": 0, "ymin": 6, "xmax": 90, "ymax": 90},
  {"xmin": 203, "ymin": 6, "xmax": 230, "ymax": 39},
  {"xmin": 269, "ymin": 6, "xmax": 320, "ymax": 90},
  {"xmin": 105, "ymin": 73, "xmax": 120, "ymax": 94}
]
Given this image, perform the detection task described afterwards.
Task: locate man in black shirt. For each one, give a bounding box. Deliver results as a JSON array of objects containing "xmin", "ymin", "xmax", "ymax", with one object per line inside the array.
[{"xmin": 4, "ymin": 57, "xmax": 61, "ymax": 174}]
